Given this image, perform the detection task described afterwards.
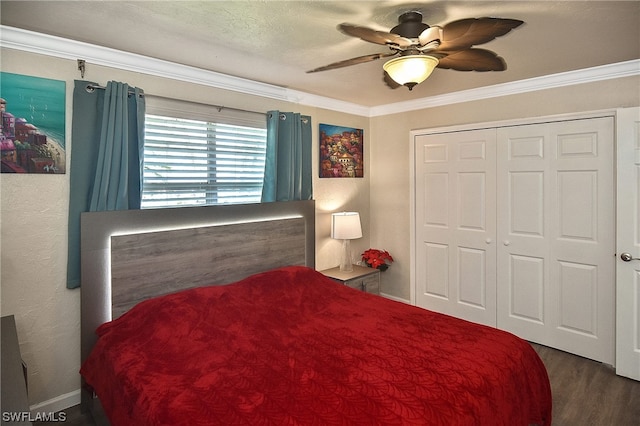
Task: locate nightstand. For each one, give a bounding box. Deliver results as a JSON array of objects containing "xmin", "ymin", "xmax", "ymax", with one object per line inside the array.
[{"xmin": 321, "ymin": 264, "xmax": 380, "ymax": 294}]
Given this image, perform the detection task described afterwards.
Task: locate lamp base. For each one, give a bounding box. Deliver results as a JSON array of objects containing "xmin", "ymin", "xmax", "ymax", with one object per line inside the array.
[{"xmin": 339, "ymin": 239, "xmax": 353, "ymax": 272}]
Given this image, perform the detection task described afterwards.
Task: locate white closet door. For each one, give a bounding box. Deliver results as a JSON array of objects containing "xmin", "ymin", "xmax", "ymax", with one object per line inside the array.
[
  {"xmin": 496, "ymin": 118, "xmax": 615, "ymax": 364},
  {"xmin": 414, "ymin": 129, "xmax": 497, "ymax": 326}
]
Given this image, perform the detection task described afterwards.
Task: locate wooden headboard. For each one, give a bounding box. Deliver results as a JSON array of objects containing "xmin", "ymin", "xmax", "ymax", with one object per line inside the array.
[{"xmin": 80, "ymin": 200, "xmax": 315, "ymax": 368}]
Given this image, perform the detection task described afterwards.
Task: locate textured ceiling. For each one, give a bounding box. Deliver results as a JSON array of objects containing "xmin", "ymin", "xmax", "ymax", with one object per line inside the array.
[{"xmin": 2, "ymin": 1, "xmax": 639, "ymax": 107}]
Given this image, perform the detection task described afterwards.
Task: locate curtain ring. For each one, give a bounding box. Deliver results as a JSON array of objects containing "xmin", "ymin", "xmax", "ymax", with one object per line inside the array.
[
  {"xmin": 85, "ymin": 85, "xmax": 96, "ymax": 93},
  {"xmin": 280, "ymin": 113, "xmax": 287, "ymax": 121}
]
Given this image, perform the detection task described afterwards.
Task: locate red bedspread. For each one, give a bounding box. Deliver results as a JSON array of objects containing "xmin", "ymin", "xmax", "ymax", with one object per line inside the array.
[{"xmin": 81, "ymin": 266, "xmax": 551, "ymax": 425}]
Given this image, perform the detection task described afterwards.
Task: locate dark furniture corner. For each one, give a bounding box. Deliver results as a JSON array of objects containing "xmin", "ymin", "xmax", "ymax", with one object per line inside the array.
[
  {"xmin": 1, "ymin": 315, "xmax": 32, "ymax": 425},
  {"xmin": 321, "ymin": 264, "xmax": 381, "ymax": 294}
]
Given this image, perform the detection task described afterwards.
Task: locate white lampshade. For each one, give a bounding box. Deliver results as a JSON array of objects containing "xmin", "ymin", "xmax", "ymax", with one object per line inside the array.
[
  {"xmin": 331, "ymin": 212, "xmax": 362, "ymax": 272},
  {"xmin": 383, "ymin": 55, "xmax": 439, "ymax": 90},
  {"xmin": 331, "ymin": 212, "xmax": 362, "ymax": 240}
]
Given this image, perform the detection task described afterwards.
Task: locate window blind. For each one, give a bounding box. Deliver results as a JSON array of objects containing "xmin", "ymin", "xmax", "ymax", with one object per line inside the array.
[{"xmin": 142, "ymin": 114, "xmax": 267, "ymax": 208}]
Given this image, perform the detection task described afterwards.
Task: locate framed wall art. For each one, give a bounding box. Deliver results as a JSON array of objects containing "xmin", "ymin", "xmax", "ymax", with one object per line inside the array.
[
  {"xmin": 1, "ymin": 72, "xmax": 66, "ymax": 174},
  {"xmin": 319, "ymin": 124, "xmax": 363, "ymax": 178}
]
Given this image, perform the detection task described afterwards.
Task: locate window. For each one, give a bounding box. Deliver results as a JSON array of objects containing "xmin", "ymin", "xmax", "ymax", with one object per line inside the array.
[{"xmin": 141, "ymin": 104, "xmax": 267, "ymax": 209}]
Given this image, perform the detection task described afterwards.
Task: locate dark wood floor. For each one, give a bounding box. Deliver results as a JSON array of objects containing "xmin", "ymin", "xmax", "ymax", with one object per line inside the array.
[
  {"xmin": 531, "ymin": 343, "xmax": 640, "ymax": 425},
  {"xmin": 35, "ymin": 343, "xmax": 640, "ymax": 426}
]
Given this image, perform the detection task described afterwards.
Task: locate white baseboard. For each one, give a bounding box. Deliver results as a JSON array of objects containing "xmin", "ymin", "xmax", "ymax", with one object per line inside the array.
[
  {"xmin": 30, "ymin": 389, "xmax": 81, "ymax": 414},
  {"xmin": 380, "ymin": 292, "xmax": 411, "ymax": 305}
]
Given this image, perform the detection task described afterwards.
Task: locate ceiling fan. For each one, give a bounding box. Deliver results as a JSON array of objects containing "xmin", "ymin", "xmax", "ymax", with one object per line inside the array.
[{"xmin": 307, "ymin": 11, "xmax": 524, "ymax": 90}]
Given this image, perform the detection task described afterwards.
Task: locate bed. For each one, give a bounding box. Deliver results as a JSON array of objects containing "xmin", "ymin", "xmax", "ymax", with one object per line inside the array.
[{"xmin": 79, "ymin": 200, "xmax": 551, "ymax": 425}]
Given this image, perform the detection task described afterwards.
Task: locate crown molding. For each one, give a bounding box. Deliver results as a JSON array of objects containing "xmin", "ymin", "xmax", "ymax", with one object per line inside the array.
[
  {"xmin": 283, "ymin": 88, "xmax": 371, "ymax": 117},
  {"xmin": 369, "ymin": 59, "xmax": 640, "ymax": 117},
  {"xmin": 0, "ymin": 25, "xmax": 370, "ymax": 116},
  {"xmin": 0, "ymin": 25, "xmax": 292, "ymax": 101},
  {"xmin": 2, "ymin": 25, "xmax": 638, "ymax": 118}
]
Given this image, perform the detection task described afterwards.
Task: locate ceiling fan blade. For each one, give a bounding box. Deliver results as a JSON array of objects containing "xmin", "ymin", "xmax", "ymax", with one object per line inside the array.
[
  {"xmin": 338, "ymin": 23, "xmax": 414, "ymax": 48},
  {"xmin": 436, "ymin": 49, "xmax": 507, "ymax": 71},
  {"xmin": 418, "ymin": 26, "xmax": 443, "ymax": 46},
  {"xmin": 439, "ymin": 18, "xmax": 523, "ymax": 51},
  {"xmin": 307, "ymin": 52, "xmax": 397, "ymax": 73}
]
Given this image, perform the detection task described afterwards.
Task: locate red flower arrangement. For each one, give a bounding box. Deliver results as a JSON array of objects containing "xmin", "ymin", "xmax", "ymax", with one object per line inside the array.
[{"xmin": 361, "ymin": 248, "xmax": 394, "ymax": 271}]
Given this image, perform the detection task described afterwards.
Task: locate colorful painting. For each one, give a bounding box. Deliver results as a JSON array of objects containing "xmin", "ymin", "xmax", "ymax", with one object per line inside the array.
[
  {"xmin": 1, "ymin": 72, "xmax": 66, "ymax": 174},
  {"xmin": 319, "ymin": 124, "xmax": 363, "ymax": 178}
]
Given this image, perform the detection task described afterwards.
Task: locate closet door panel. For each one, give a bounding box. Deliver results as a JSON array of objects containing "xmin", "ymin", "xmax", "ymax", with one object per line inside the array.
[
  {"xmin": 415, "ymin": 130, "xmax": 496, "ymax": 327},
  {"xmin": 458, "ymin": 247, "xmax": 487, "ymax": 308},
  {"xmin": 497, "ymin": 118, "xmax": 614, "ymax": 364},
  {"xmin": 557, "ymin": 261, "xmax": 597, "ymax": 335},
  {"xmin": 423, "ymin": 242, "xmax": 449, "ymax": 298},
  {"xmin": 498, "ymin": 125, "xmax": 551, "ymax": 346},
  {"xmin": 423, "ymin": 172, "xmax": 449, "ymax": 227},
  {"xmin": 509, "ymin": 254, "xmax": 545, "ymax": 323},
  {"xmin": 509, "ymin": 172, "xmax": 544, "ymax": 237}
]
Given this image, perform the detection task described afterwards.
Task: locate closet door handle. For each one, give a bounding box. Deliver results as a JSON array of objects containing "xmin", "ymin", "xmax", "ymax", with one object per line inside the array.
[{"xmin": 503, "ymin": 240, "xmax": 510, "ymax": 246}]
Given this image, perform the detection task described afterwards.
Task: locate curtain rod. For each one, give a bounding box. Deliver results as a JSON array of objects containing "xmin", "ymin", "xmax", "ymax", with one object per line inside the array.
[
  {"xmin": 85, "ymin": 83, "xmax": 143, "ymax": 97},
  {"xmin": 84, "ymin": 84, "xmax": 266, "ymax": 117},
  {"xmin": 148, "ymin": 94, "xmax": 267, "ymax": 117}
]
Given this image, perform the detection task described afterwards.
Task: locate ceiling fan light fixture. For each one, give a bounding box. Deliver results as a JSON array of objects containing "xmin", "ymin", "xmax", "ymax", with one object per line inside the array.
[{"xmin": 383, "ymin": 55, "xmax": 439, "ymax": 90}]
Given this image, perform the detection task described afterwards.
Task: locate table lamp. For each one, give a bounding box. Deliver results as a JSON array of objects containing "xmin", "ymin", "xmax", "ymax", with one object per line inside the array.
[{"xmin": 331, "ymin": 212, "xmax": 362, "ymax": 272}]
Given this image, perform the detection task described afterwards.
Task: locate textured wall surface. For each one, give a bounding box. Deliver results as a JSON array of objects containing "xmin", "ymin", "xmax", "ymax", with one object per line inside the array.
[{"xmin": 1, "ymin": 172, "xmax": 80, "ymax": 406}]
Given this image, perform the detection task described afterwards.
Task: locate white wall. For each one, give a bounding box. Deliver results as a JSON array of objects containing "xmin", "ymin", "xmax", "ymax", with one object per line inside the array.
[{"xmin": 0, "ymin": 48, "xmax": 370, "ymax": 409}]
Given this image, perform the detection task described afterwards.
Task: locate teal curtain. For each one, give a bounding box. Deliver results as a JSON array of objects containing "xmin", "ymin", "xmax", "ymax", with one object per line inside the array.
[
  {"xmin": 66, "ymin": 80, "xmax": 145, "ymax": 289},
  {"xmin": 261, "ymin": 111, "xmax": 313, "ymax": 202}
]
